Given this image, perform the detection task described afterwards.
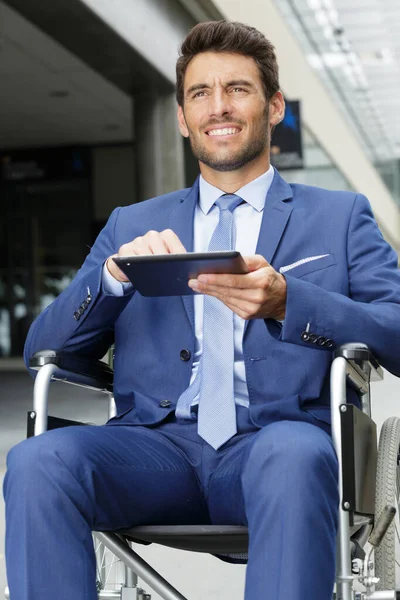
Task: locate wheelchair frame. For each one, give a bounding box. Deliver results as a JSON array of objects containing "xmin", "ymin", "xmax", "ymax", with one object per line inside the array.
[{"xmin": 4, "ymin": 343, "xmax": 400, "ymax": 600}]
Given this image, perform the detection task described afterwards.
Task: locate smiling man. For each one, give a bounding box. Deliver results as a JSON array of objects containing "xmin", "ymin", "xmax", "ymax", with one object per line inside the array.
[
  {"xmin": 179, "ymin": 52, "xmax": 273, "ymax": 175},
  {"xmin": 4, "ymin": 20, "xmax": 400, "ymax": 600}
]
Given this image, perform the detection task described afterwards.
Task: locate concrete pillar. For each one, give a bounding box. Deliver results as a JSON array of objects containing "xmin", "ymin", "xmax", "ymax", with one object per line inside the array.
[{"xmin": 134, "ymin": 87, "xmax": 185, "ymax": 201}]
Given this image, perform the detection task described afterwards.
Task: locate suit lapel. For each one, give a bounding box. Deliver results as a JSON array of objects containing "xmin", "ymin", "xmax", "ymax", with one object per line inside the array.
[
  {"xmin": 244, "ymin": 170, "xmax": 294, "ymax": 335},
  {"xmin": 169, "ymin": 177, "xmax": 199, "ymax": 330},
  {"xmin": 255, "ymin": 169, "xmax": 294, "ymax": 262}
]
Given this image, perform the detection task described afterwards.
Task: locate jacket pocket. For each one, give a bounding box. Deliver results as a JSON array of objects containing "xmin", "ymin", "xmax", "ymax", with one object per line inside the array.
[{"xmin": 279, "ymin": 253, "xmax": 336, "ymax": 279}]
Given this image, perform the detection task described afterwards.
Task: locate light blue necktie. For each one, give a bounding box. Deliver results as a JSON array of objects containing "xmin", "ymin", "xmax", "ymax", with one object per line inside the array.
[{"xmin": 175, "ymin": 194, "xmax": 243, "ymax": 450}]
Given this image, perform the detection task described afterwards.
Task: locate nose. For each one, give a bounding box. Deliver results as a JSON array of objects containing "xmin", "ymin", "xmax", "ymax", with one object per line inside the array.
[{"xmin": 208, "ymin": 89, "xmax": 232, "ymax": 118}]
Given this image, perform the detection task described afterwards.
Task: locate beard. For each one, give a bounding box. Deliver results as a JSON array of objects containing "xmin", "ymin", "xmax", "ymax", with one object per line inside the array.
[{"xmin": 186, "ymin": 109, "xmax": 270, "ymax": 172}]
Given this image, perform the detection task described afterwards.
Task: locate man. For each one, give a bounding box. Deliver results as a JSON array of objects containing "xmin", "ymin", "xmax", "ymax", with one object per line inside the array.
[{"xmin": 4, "ymin": 20, "xmax": 400, "ymax": 600}]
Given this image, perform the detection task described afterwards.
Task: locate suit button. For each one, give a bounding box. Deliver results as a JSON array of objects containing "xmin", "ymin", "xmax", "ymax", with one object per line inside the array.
[
  {"xmin": 159, "ymin": 400, "xmax": 171, "ymax": 408},
  {"xmin": 77, "ymin": 307, "xmax": 84, "ymax": 316},
  {"xmin": 301, "ymin": 331, "xmax": 310, "ymax": 342},
  {"xmin": 324, "ymin": 339, "xmax": 335, "ymax": 349},
  {"xmin": 73, "ymin": 311, "xmax": 80, "ymax": 321},
  {"xmin": 308, "ymin": 333, "xmax": 318, "ymax": 343},
  {"xmin": 316, "ymin": 336, "xmax": 326, "ymax": 346},
  {"xmin": 180, "ymin": 349, "xmax": 191, "ymax": 361}
]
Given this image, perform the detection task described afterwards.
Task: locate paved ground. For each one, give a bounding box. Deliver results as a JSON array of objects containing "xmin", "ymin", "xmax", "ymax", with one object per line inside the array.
[{"xmin": 0, "ymin": 371, "xmax": 245, "ymax": 600}]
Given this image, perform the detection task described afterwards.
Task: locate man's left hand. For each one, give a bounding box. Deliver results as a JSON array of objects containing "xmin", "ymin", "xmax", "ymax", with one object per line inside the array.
[{"xmin": 188, "ymin": 255, "xmax": 287, "ymax": 321}]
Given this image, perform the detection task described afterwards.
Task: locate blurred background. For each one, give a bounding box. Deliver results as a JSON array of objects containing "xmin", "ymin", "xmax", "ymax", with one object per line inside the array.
[{"xmin": 0, "ymin": 0, "xmax": 399, "ymax": 597}]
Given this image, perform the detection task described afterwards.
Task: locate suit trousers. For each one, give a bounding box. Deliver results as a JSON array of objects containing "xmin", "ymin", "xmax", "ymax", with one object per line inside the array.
[{"xmin": 3, "ymin": 406, "xmax": 339, "ymax": 600}]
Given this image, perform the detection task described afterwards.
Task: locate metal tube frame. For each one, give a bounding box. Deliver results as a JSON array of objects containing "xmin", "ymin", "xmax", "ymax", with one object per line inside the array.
[
  {"xmin": 95, "ymin": 533, "xmax": 187, "ymax": 600},
  {"xmin": 33, "ymin": 363, "xmax": 58, "ymax": 435},
  {"xmin": 106, "ymin": 396, "xmax": 136, "ymax": 591},
  {"xmin": 331, "ymin": 356, "xmax": 355, "ymax": 600}
]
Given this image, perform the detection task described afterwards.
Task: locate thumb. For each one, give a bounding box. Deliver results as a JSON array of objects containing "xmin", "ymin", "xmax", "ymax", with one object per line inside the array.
[{"xmin": 243, "ymin": 254, "xmax": 270, "ymax": 273}]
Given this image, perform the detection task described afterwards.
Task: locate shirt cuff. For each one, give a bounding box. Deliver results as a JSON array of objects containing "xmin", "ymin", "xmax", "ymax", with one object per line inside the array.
[{"xmin": 102, "ymin": 262, "xmax": 133, "ymax": 296}]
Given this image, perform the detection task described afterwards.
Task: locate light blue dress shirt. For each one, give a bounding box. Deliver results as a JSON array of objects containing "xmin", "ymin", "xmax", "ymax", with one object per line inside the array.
[{"xmin": 103, "ymin": 165, "xmax": 275, "ymax": 409}]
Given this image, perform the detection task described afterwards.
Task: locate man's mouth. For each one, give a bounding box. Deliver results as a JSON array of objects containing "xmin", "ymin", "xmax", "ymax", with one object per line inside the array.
[{"xmin": 205, "ymin": 127, "xmax": 241, "ymax": 137}]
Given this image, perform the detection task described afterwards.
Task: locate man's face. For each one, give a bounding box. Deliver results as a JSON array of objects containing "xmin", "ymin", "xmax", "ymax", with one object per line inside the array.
[{"xmin": 177, "ymin": 52, "xmax": 283, "ymax": 172}]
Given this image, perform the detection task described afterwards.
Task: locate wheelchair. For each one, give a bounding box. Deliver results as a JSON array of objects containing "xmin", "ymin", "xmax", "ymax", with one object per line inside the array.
[{"xmin": 4, "ymin": 343, "xmax": 400, "ymax": 600}]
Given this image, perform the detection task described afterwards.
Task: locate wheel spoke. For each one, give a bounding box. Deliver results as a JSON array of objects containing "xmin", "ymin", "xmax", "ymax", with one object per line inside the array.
[
  {"xmin": 94, "ymin": 536, "xmax": 123, "ymax": 590},
  {"xmin": 106, "ymin": 554, "xmax": 121, "ymax": 585}
]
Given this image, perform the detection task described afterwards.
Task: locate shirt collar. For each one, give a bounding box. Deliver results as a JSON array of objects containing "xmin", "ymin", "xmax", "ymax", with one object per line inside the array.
[{"xmin": 198, "ymin": 165, "xmax": 275, "ymax": 215}]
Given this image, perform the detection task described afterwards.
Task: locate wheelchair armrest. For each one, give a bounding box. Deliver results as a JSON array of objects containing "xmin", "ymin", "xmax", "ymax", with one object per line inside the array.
[
  {"xmin": 29, "ymin": 350, "xmax": 114, "ymax": 393},
  {"xmin": 335, "ymin": 343, "xmax": 383, "ymax": 384}
]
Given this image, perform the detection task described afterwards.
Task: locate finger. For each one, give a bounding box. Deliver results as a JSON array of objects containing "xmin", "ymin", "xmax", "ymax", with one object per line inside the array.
[
  {"xmin": 222, "ymin": 299, "xmax": 258, "ymax": 319},
  {"xmin": 161, "ymin": 229, "xmax": 187, "ymax": 253},
  {"xmin": 196, "ymin": 288, "xmax": 259, "ymax": 319},
  {"xmin": 196, "ymin": 272, "xmax": 253, "ymax": 288},
  {"xmin": 195, "ymin": 269, "xmax": 265, "ymax": 290},
  {"xmin": 243, "ymin": 254, "xmax": 270, "ymax": 272},
  {"xmin": 118, "ymin": 240, "xmax": 147, "ymax": 256},
  {"xmin": 189, "ymin": 280, "xmax": 265, "ymax": 304},
  {"xmin": 128, "ymin": 238, "xmax": 154, "ymax": 255},
  {"xmin": 189, "ymin": 280, "xmax": 261, "ymax": 307},
  {"xmin": 107, "ymin": 255, "xmax": 130, "ymax": 282},
  {"xmin": 144, "ymin": 230, "xmax": 171, "ymax": 255}
]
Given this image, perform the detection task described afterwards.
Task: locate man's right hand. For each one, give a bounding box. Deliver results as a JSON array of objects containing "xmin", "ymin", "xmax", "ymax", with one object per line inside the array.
[{"xmin": 106, "ymin": 229, "xmax": 187, "ymax": 282}]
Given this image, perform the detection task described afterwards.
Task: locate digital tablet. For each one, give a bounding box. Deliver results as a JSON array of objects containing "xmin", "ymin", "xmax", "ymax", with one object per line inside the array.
[{"xmin": 112, "ymin": 251, "xmax": 248, "ymax": 296}]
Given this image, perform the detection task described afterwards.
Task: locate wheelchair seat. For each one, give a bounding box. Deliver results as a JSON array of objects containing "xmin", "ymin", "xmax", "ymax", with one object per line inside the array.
[{"xmin": 120, "ymin": 524, "xmax": 249, "ymax": 554}]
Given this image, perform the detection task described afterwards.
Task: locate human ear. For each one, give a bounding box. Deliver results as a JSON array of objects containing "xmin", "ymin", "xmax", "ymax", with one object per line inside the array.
[
  {"xmin": 177, "ymin": 105, "xmax": 189, "ymax": 138},
  {"xmin": 269, "ymin": 91, "xmax": 285, "ymax": 128}
]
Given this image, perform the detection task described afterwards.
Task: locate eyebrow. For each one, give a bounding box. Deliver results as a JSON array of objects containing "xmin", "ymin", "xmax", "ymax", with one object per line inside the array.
[{"xmin": 186, "ymin": 79, "xmax": 256, "ymax": 97}]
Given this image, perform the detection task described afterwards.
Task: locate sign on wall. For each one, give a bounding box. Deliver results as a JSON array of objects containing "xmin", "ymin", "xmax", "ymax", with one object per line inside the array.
[{"xmin": 270, "ymin": 100, "xmax": 304, "ymax": 171}]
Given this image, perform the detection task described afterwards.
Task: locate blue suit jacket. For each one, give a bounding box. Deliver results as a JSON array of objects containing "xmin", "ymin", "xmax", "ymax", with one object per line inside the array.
[{"xmin": 24, "ymin": 170, "xmax": 400, "ymax": 430}]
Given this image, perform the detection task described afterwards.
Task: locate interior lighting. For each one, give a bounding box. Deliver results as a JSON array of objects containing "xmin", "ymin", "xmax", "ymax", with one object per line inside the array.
[
  {"xmin": 315, "ymin": 10, "xmax": 329, "ymax": 27},
  {"xmin": 307, "ymin": 0, "xmax": 321, "ymax": 10},
  {"xmin": 328, "ymin": 9, "xmax": 339, "ymax": 23}
]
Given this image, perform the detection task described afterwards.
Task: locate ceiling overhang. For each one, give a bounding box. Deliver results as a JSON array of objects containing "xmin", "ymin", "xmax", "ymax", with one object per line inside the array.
[{"xmin": 3, "ymin": 0, "xmax": 172, "ymax": 96}]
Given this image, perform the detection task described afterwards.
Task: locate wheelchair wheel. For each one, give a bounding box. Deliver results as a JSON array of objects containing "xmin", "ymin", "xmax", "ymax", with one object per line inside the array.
[
  {"xmin": 374, "ymin": 416, "xmax": 400, "ymax": 591},
  {"xmin": 94, "ymin": 534, "xmax": 125, "ymax": 597}
]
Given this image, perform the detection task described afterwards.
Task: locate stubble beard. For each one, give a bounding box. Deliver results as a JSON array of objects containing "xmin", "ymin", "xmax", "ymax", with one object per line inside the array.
[{"xmin": 186, "ymin": 109, "xmax": 270, "ymax": 172}]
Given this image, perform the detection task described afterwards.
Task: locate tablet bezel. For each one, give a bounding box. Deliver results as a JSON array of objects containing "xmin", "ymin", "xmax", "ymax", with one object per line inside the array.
[{"xmin": 112, "ymin": 251, "xmax": 247, "ymax": 296}]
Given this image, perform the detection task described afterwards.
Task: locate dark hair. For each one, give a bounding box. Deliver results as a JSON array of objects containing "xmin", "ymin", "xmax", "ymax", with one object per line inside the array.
[{"xmin": 176, "ymin": 20, "xmax": 280, "ymax": 106}]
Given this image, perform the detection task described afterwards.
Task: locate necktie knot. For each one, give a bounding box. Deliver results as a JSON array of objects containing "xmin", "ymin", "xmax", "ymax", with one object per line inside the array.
[{"xmin": 215, "ymin": 194, "xmax": 242, "ymax": 213}]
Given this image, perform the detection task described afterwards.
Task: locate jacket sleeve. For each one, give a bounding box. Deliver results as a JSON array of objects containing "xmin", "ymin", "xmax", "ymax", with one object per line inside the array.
[
  {"xmin": 279, "ymin": 194, "xmax": 400, "ymax": 376},
  {"xmin": 24, "ymin": 207, "xmax": 134, "ymax": 372}
]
